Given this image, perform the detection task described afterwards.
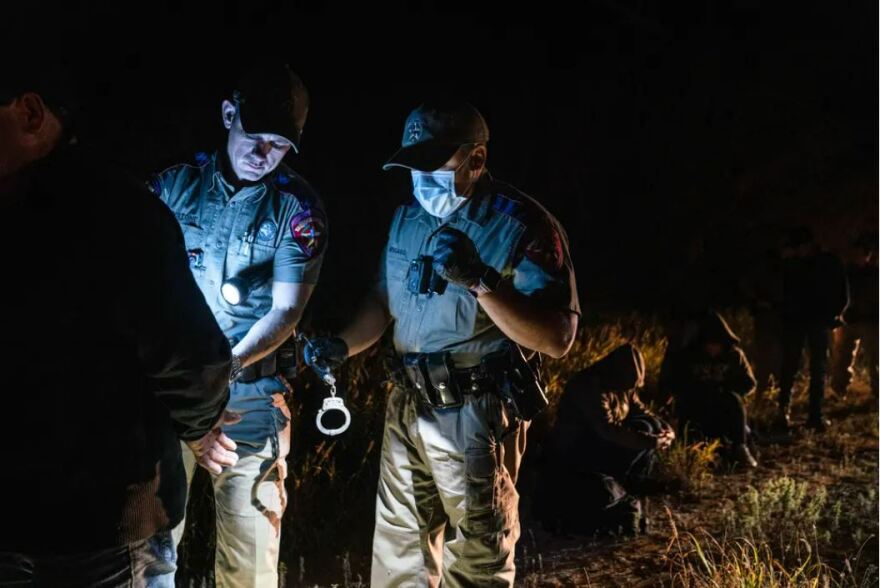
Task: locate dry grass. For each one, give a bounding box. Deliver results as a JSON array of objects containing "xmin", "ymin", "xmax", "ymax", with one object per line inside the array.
[
  {"xmin": 657, "ymin": 432, "xmax": 722, "ymax": 496},
  {"xmin": 173, "ymin": 310, "xmax": 878, "ymax": 587}
]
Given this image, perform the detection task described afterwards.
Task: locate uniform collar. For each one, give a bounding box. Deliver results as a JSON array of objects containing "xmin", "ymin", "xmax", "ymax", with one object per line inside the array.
[{"xmin": 458, "ymin": 171, "xmax": 495, "ymax": 227}]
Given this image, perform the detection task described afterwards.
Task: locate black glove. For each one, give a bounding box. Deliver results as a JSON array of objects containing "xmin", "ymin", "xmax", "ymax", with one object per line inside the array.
[
  {"xmin": 431, "ymin": 227, "xmax": 486, "ymax": 290},
  {"xmin": 303, "ymin": 336, "xmax": 349, "ymax": 376}
]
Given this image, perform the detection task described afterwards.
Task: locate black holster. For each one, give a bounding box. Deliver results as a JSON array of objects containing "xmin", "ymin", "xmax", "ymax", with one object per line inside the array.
[
  {"xmin": 482, "ymin": 342, "xmax": 548, "ymax": 421},
  {"xmin": 398, "ymin": 342, "xmax": 548, "ymax": 420},
  {"xmin": 402, "ymin": 351, "xmax": 463, "ymax": 409}
]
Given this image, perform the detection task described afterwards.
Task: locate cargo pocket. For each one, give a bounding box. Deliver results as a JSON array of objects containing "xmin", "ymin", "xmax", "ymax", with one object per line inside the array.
[{"xmin": 464, "ymin": 446, "xmax": 500, "ymax": 538}]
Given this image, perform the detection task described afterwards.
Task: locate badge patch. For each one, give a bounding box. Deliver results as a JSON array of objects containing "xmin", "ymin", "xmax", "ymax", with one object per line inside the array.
[
  {"xmin": 290, "ymin": 210, "xmax": 326, "ymax": 258},
  {"xmin": 257, "ymin": 220, "xmax": 278, "ymax": 243},
  {"xmin": 187, "ymin": 248, "xmax": 205, "ymax": 268},
  {"xmin": 406, "ymin": 120, "xmax": 423, "ymax": 144}
]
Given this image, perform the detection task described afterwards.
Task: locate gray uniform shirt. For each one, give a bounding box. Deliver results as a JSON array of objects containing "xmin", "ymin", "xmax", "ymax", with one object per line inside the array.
[
  {"xmin": 150, "ymin": 151, "xmax": 326, "ymax": 450},
  {"xmin": 151, "ymin": 151, "xmax": 327, "ymax": 342},
  {"xmin": 377, "ymin": 174, "xmax": 579, "ymax": 366}
]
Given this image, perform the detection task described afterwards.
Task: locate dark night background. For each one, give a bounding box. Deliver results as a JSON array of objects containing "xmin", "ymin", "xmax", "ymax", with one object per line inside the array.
[
  {"xmin": 4, "ymin": 2, "xmax": 878, "ymax": 582},
  {"xmin": 10, "ymin": 1, "xmax": 878, "ymax": 327}
]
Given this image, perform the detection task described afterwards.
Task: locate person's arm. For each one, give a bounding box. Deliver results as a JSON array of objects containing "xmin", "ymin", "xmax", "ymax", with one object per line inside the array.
[
  {"xmin": 233, "ymin": 282, "xmax": 314, "ymax": 368},
  {"xmin": 581, "ymin": 391, "xmax": 659, "ymax": 450},
  {"xmin": 476, "ymin": 287, "xmax": 577, "ymax": 358},
  {"xmin": 432, "ymin": 207, "xmax": 581, "ymax": 358},
  {"xmin": 729, "ymin": 347, "xmax": 757, "ymax": 397},
  {"xmin": 236, "ymin": 201, "xmax": 326, "ymax": 368},
  {"xmin": 303, "ymin": 246, "xmax": 393, "ymax": 372},
  {"xmin": 136, "ymin": 193, "xmax": 231, "ymax": 441},
  {"xmin": 831, "ymin": 256, "xmax": 850, "ymax": 322},
  {"xmin": 338, "ymin": 290, "xmax": 393, "ymax": 356}
]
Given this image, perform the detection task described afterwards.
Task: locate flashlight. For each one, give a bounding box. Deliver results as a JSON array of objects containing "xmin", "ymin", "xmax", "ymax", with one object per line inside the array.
[{"xmin": 222, "ymin": 276, "xmax": 251, "ymax": 305}]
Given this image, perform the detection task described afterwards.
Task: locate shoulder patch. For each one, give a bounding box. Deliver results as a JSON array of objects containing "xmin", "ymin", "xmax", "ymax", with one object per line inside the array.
[
  {"xmin": 289, "ymin": 209, "xmax": 327, "ymax": 259},
  {"xmin": 194, "ymin": 151, "xmax": 211, "ymax": 166},
  {"xmin": 525, "ymin": 218, "xmax": 564, "ymax": 272}
]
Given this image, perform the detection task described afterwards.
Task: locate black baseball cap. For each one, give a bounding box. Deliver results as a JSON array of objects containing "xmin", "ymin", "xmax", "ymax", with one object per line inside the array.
[
  {"xmin": 383, "ymin": 100, "xmax": 489, "ymax": 172},
  {"xmin": 0, "ymin": 59, "xmax": 77, "ymax": 120},
  {"xmin": 233, "ymin": 64, "xmax": 309, "ymax": 153}
]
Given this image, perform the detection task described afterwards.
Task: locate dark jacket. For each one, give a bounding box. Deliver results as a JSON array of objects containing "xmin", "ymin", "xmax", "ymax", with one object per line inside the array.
[
  {"xmin": 659, "ymin": 312, "xmax": 756, "ymax": 404},
  {"xmin": 781, "ymin": 252, "xmax": 849, "ymax": 326},
  {"xmin": 0, "ymin": 146, "xmax": 231, "ymax": 554},
  {"xmin": 547, "ymin": 344, "xmax": 656, "ymax": 455}
]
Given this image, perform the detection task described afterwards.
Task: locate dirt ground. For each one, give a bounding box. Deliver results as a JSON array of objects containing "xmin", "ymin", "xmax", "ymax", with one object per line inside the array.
[
  {"xmin": 175, "ymin": 346, "xmax": 877, "ymax": 588},
  {"xmin": 513, "ymin": 389, "xmax": 879, "ymax": 587}
]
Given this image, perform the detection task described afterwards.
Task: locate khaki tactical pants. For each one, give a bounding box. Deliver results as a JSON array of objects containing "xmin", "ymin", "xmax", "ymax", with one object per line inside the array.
[
  {"xmin": 168, "ymin": 392, "xmax": 291, "ymax": 588},
  {"xmin": 371, "ymin": 385, "xmax": 527, "ymax": 588}
]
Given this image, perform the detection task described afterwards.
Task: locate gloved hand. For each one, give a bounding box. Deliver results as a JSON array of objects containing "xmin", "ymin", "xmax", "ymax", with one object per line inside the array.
[
  {"xmin": 431, "ymin": 227, "xmax": 486, "ymax": 290},
  {"xmin": 303, "ymin": 336, "xmax": 349, "ymax": 375}
]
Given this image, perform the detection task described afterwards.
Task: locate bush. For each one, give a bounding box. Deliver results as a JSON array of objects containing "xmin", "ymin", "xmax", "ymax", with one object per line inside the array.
[{"xmin": 725, "ymin": 477, "xmax": 827, "ymax": 561}]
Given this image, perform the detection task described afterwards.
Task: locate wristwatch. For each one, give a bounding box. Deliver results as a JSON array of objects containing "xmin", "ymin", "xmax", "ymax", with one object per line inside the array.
[
  {"xmin": 230, "ymin": 354, "xmax": 243, "ymax": 382},
  {"xmin": 471, "ymin": 266, "xmax": 502, "ymax": 297}
]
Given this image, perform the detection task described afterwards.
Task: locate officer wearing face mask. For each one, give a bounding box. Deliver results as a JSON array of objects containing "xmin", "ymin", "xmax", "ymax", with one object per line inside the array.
[{"xmin": 305, "ymin": 101, "xmax": 580, "ymax": 587}]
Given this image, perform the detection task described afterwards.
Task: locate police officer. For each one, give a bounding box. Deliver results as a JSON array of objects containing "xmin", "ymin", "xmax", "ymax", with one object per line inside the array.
[
  {"xmin": 148, "ymin": 64, "xmax": 326, "ymax": 586},
  {"xmin": 305, "ymin": 101, "xmax": 579, "ymax": 587}
]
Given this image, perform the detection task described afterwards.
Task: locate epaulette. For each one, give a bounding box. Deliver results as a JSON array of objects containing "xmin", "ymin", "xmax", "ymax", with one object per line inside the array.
[{"xmin": 490, "ymin": 192, "xmax": 530, "ymax": 223}]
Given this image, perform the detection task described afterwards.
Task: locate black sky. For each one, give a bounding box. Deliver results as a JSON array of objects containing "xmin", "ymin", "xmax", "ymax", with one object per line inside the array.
[{"xmin": 10, "ymin": 1, "xmax": 878, "ymax": 324}]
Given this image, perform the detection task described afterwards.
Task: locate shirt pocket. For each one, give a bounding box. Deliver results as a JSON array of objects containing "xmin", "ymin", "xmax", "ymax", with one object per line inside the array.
[
  {"xmin": 229, "ymin": 236, "xmax": 277, "ymax": 286},
  {"xmin": 385, "ymin": 253, "xmax": 411, "ymax": 319}
]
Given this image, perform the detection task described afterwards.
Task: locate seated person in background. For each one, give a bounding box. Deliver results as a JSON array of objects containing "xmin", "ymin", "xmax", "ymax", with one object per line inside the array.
[
  {"xmin": 659, "ymin": 311, "xmax": 758, "ymax": 468},
  {"xmin": 535, "ymin": 344, "xmax": 674, "ymax": 536}
]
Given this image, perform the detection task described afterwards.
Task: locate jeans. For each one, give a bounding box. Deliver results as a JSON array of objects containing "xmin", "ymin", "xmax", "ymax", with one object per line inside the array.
[{"xmin": 0, "ymin": 539, "xmax": 163, "ymax": 588}]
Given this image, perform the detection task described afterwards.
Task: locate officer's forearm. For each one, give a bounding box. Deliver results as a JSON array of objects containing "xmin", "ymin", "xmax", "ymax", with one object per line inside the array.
[
  {"xmin": 233, "ymin": 307, "xmax": 302, "ymax": 368},
  {"xmin": 338, "ymin": 291, "xmax": 392, "ymax": 357},
  {"xmin": 477, "ymin": 283, "xmax": 577, "ymax": 358}
]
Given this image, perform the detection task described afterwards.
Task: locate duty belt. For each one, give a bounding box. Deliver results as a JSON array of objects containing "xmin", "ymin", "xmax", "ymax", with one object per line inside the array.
[
  {"xmin": 237, "ymin": 352, "xmax": 277, "ymax": 382},
  {"xmin": 231, "ymin": 337, "xmax": 299, "ymax": 383},
  {"xmin": 397, "ymin": 350, "xmax": 501, "ymax": 409},
  {"xmin": 394, "ymin": 344, "xmax": 549, "ymax": 421}
]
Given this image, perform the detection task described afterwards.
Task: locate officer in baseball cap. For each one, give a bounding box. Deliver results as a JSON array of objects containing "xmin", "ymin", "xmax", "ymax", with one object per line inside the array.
[
  {"xmin": 147, "ymin": 63, "xmax": 326, "ymax": 587},
  {"xmin": 382, "ymin": 100, "xmax": 490, "ymax": 171},
  {"xmin": 306, "ymin": 99, "xmax": 580, "ymax": 586},
  {"xmin": 233, "ymin": 63, "xmax": 309, "ymax": 153}
]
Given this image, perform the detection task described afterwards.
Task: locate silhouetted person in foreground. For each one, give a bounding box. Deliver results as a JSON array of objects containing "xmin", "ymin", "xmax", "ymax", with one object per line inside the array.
[{"xmin": 0, "ymin": 67, "xmax": 236, "ymax": 587}]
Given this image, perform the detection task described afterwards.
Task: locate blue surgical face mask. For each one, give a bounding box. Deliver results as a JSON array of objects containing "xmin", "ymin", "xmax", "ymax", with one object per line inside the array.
[{"xmin": 410, "ymin": 155, "xmax": 470, "ymax": 218}]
